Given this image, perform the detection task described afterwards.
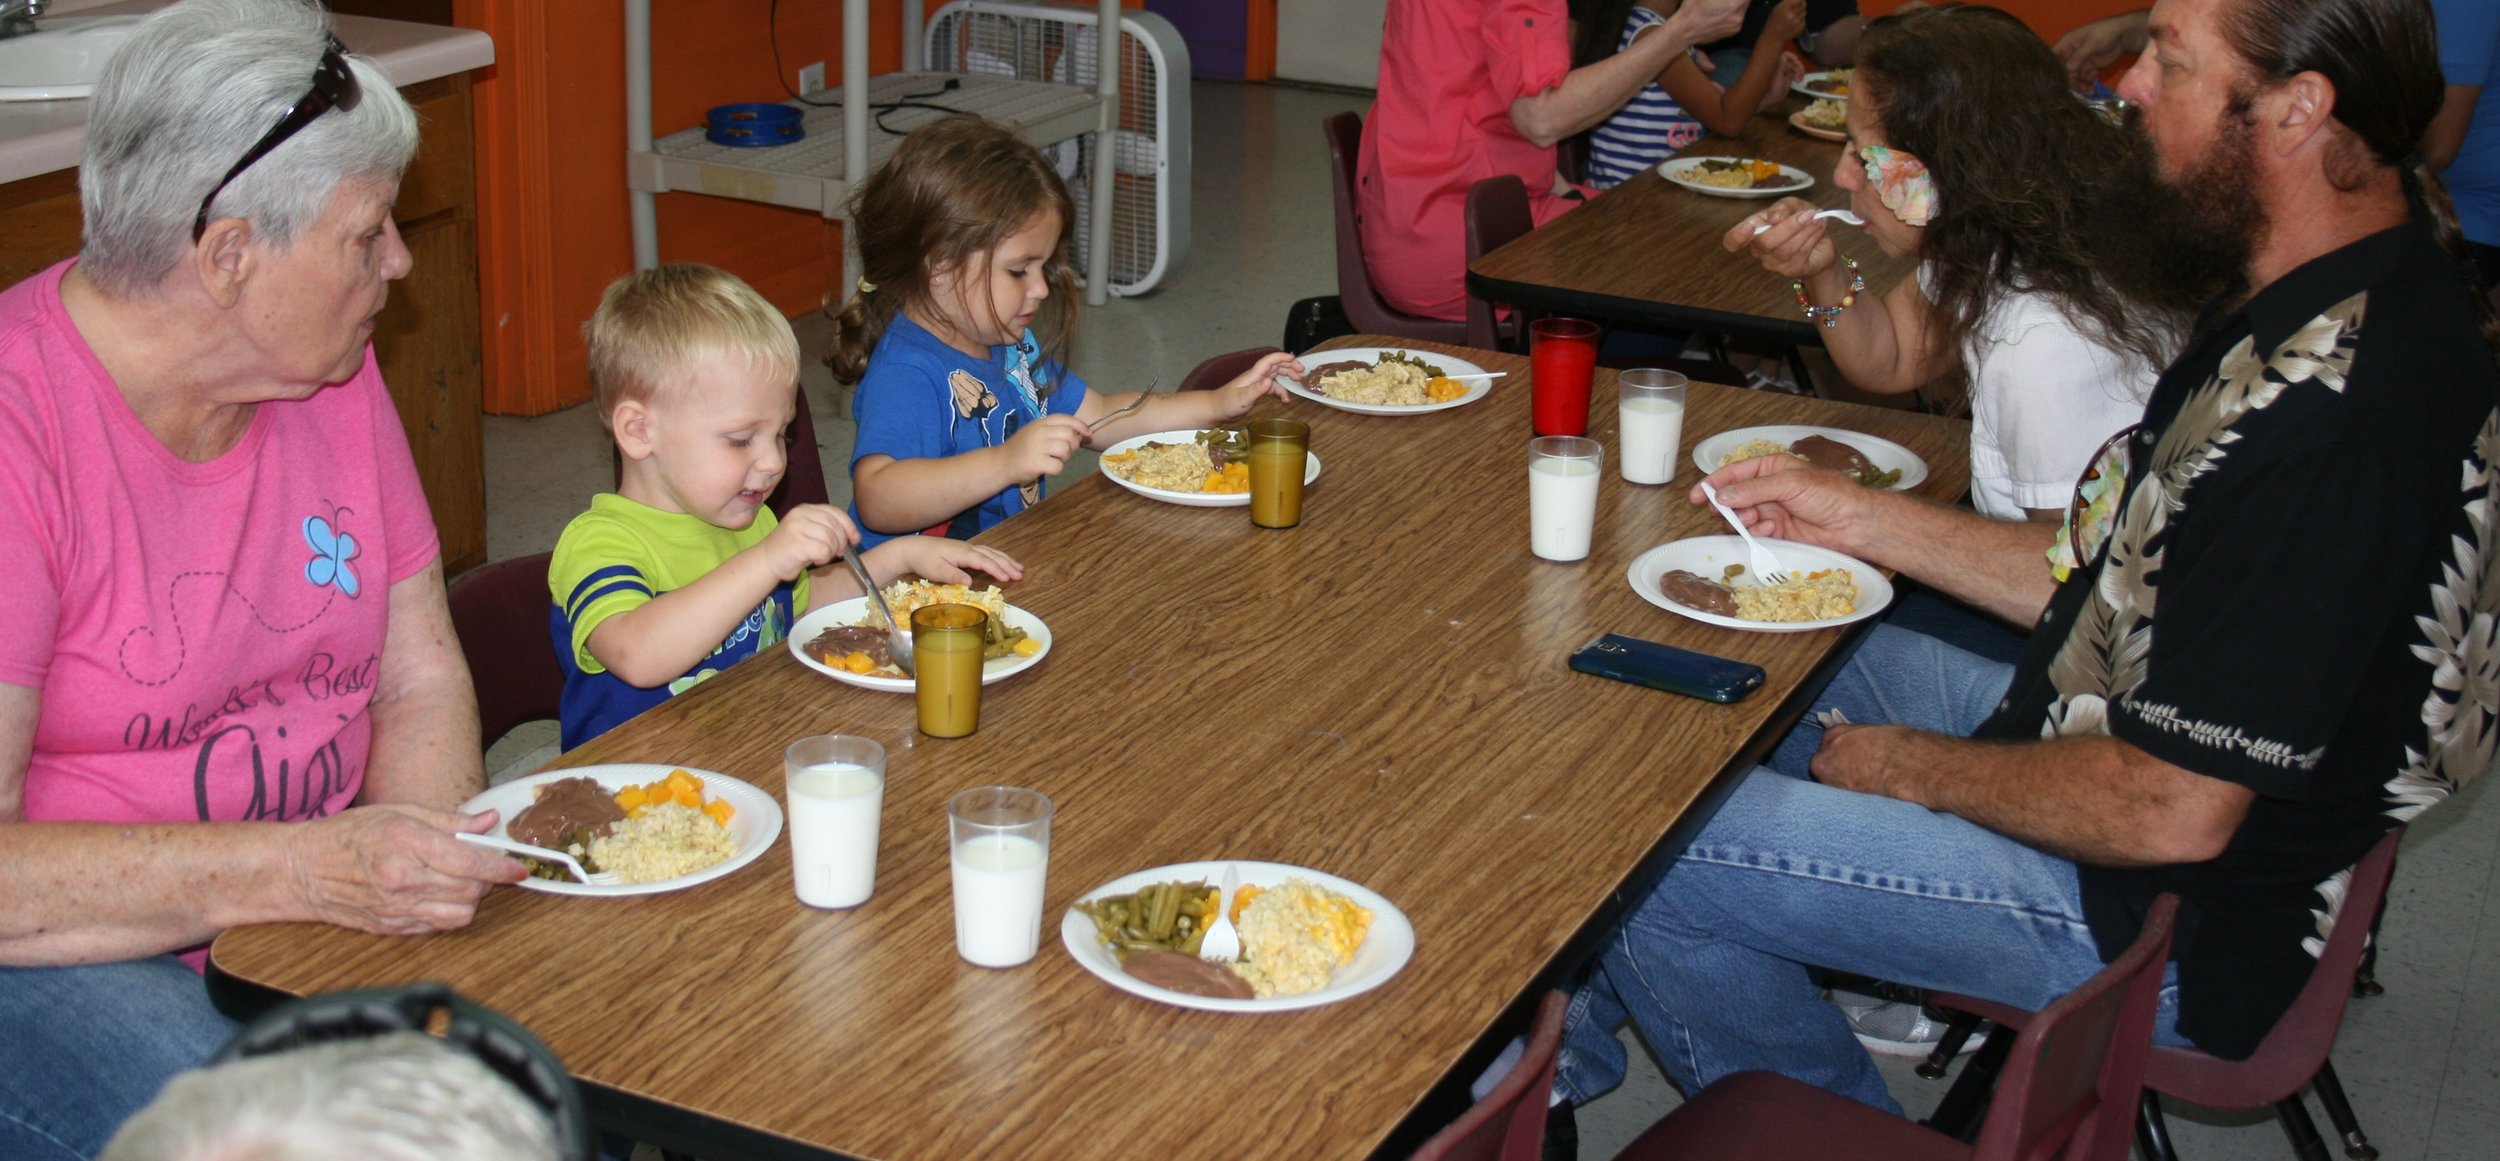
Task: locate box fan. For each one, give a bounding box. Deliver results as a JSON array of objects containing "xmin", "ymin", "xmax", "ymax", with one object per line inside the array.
[{"xmin": 924, "ymin": 1, "xmax": 1191, "ymax": 295}]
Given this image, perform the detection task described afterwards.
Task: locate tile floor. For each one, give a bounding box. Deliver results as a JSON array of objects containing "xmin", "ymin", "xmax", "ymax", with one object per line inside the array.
[{"xmin": 483, "ymin": 79, "xmax": 2500, "ymax": 1161}]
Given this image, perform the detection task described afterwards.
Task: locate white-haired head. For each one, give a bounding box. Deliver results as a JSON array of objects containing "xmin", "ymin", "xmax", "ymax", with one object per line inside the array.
[
  {"xmin": 78, "ymin": 0, "xmax": 418, "ymax": 298},
  {"xmin": 97, "ymin": 1031, "xmax": 564, "ymax": 1161}
]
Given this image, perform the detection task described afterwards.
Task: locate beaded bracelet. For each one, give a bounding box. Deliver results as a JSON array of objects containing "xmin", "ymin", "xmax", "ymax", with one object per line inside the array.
[{"xmin": 1791, "ymin": 255, "xmax": 1867, "ymax": 329}]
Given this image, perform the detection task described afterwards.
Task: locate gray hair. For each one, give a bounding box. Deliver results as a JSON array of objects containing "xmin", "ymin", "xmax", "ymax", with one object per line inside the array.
[
  {"xmin": 78, "ymin": 0, "xmax": 419, "ymax": 297},
  {"xmin": 97, "ymin": 1032, "xmax": 563, "ymax": 1161}
]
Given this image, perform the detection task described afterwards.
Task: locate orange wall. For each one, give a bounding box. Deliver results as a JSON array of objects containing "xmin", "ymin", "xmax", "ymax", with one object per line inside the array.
[{"xmin": 1864, "ymin": 0, "xmax": 2146, "ymax": 60}]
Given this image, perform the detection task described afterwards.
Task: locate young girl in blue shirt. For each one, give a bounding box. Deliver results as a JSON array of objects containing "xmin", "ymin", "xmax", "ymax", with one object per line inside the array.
[{"xmin": 829, "ymin": 116, "xmax": 1303, "ymax": 547}]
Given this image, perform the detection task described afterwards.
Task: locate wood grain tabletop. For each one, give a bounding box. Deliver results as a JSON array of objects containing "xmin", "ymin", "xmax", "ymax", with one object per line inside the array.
[
  {"xmin": 212, "ymin": 341, "xmax": 1970, "ymax": 1161},
  {"xmin": 1469, "ymin": 97, "xmax": 1918, "ymax": 347}
]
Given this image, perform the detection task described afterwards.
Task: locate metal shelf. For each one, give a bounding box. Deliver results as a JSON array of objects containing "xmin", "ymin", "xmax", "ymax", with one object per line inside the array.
[
  {"xmin": 625, "ymin": 72, "xmax": 1103, "ymax": 217},
  {"xmin": 623, "ymin": 0, "xmax": 1124, "ymax": 307}
]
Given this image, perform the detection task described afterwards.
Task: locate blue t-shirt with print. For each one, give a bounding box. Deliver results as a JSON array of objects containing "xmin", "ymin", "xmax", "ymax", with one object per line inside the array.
[
  {"xmin": 2435, "ymin": 0, "xmax": 2500, "ymax": 247},
  {"xmin": 848, "ymin": 314, "xmax": 1090, "ymax": 548}
]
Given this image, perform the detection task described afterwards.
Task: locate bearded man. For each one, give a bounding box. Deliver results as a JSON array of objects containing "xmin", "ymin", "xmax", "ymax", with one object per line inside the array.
[{"xmin": 1547, "ymin": 0, "xmax": 2500, "ymax": 1135}]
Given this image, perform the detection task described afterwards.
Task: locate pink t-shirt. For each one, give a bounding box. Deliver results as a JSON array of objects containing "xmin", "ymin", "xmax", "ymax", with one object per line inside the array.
[
  {"xmin": 0, "ymin": 260, "xmax": 438, "ymax": 835},
  {"xmin": 1359, "ymin": 0, "xmax": 1578, "ymax": 322}
]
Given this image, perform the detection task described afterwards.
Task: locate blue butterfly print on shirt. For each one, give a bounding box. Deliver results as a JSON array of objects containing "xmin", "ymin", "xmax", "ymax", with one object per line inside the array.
[{"xmin": 303, "ymin": 513, "xmax": 362, "ymax": 598}]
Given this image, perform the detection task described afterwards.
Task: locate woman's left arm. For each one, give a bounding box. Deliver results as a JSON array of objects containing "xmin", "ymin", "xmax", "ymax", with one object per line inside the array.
[{"xmin": 359, "ymin": 560, "xmax": 483, "ymax": 811}]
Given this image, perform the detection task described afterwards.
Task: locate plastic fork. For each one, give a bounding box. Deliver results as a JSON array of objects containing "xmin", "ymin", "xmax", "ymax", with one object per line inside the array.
[
  {"xmin": 458, "ymin": 832, "xmax": 621, "ymax": 886},
  {"xmin": 1700, "ymin": 480, "xmax": 1793, "ymax": 585},
  {"xmin": 1199, "ymin": 865, "xmax": 1242, "ymax": 963},
  {"xmin": 1090, "ymin": 378, "xmax": 1164, "ymax": 428},
  {"xmin": 1752, "ymin": 208, "xmax": 1866, "ymax": 235}
]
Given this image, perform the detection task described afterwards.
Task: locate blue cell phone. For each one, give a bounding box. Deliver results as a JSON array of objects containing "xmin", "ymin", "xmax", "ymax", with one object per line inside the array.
[{"xmin": 1568, "ymin": 633, "xmax": 1767, "ymax": 704}]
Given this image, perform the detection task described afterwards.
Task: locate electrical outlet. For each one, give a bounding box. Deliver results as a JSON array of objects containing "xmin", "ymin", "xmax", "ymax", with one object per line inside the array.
[{"xmin": 797, "ymin": 62, "xmax": 826, "ymax": 96}]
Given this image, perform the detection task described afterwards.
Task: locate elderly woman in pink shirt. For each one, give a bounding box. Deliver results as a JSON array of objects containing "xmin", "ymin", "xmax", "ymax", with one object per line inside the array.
[
  {"xmin": 1359, "ymin": 0, "xmax": 1749, "ymax": 321},
  {"xmin": 0, "ymin": 2, "xmax": 523, "ymax": 1156}
]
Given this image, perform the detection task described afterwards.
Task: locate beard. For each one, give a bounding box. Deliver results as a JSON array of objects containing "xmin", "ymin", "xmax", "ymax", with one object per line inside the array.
[
  {"xmin": 2090, "ymin": 93, "xmax": 2266, "ymax": 319},
  {"xmin": 2137, "ymin": 94, "xmax": 2266, "ymax": 284}
]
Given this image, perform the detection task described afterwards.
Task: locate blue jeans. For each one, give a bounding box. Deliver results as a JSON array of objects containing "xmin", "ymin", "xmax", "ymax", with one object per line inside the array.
[
  {"xmin": 1556, "ymin": 625, "xmax": 2183, "ymax": 1113},
  {"xmin": 0, "ymin": 956, "xmax": 238, "ymax": 1158}
]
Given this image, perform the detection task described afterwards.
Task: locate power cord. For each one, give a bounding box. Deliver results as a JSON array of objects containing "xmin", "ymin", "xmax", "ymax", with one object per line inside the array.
[{"xmin": 768, "ymin": 0, "xmax": 968, "ymax": 132}]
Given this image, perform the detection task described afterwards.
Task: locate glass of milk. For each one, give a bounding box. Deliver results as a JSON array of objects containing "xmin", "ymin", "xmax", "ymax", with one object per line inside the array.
[
  {"xmin": 1529, "ymin": 436, "xmax": 1603, "ymax": 562},
  {"xmin": 1616, "ymin": 369, "xmax": 1688, "ymax": 486},
  {"xmin": 785, "ymin": 734, "xmax": 887, "ymax": 910},
  {"xmin": 947, "ymin": 785, "xmax": 1054, "ymax": 968}
]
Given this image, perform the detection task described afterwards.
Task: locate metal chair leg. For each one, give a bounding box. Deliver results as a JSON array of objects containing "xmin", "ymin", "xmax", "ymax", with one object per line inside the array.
[
  {"xmin": 1920, "ymin": 1025, "xmax": 2013, "ymax": 1141},
  {"xmin": 2276, "ymin": 1092, "xmax": 2333, "ymax": 1161},
  {"xmin": 2352, "ymin": 893, "xmax": 2387, "ymax": 997},
  {"xmin": 1917, "ymin": 1012, "xmax": 1984, "ymax": 1080},
  {"xmin": 2138, "ymin": 1090, "xmax": 2179, "ymax": 1161},
  {"xmin": 2309, "ymin": 1060, "xmax": 2380, "ymax": 1160}
]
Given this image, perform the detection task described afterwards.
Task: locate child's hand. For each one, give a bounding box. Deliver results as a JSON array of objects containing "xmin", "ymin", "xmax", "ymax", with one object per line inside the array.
[
  {"xmin": 870, "ymin": 536, "xmax": 1027, "ymax": 588},
  {"xmin": 1761, "ymin": 0, "xmax": 1807, "ymax": 49},
  {"xmin": 1004, "ymin": 414, "xmax": 1090, "ymax": 482},
  {"xmin": 759, "ymin": 503, "xmax": 859, "ymax": 580},
  {"xmin": 1764, "ymin": 53, "xmax": 1807, "ymax": 112},
  {"xmin": 1207, "ymin": 351, "xmax": 1305, "ymax": 423}
]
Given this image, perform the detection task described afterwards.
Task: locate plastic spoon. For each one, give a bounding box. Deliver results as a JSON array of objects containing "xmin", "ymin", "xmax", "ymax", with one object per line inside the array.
[{"xmin": 1753, "ymin": 208, "xmax": 1866, "ymax": 235}]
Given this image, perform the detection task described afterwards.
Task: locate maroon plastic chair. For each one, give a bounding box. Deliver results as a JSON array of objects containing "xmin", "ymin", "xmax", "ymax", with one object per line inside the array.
[
  {"xmin": 1412, "ymin": 991, "xmax": 1568, "ymax": 1161},
  {"xmin": 611, "ymin": 386, "xmax": 831, "ymax": 516},
  {"xmin": 1324, "ymin": 111, "xmax": 1470, "ymax": 346},
  {"xmin": 1464, "ymin": 175, "xmax": 1534, "ymax": 352},
  {"xmin": 448, "ymin": 552, "xmax": 564, "ymax": 751},
  {"xmin": 1179, "ymin": 346, "xmax": 1285, "ymax": 393},
  {"xmin": 1463, "ymin": 173, "xmax": 1745, "ymax": 383},
  {"xmin": 1929, "ymin": 829, "xmax": 2402, "ymax": 1161},
  {"xmin": 1613, "ymin": 895, "xmax": 2179, "ymax": 1161}
]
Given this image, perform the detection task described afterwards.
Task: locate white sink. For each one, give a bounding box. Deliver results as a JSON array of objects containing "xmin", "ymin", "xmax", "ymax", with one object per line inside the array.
[{"xmin": 0, "ymin": 16, "xmax": 146, "ymax": 102}]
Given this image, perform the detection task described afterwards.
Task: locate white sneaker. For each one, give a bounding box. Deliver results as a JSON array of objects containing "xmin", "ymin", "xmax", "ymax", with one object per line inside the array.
[{"xmin": 1830, "ymin": 991, "xmax": 1989, "ymax": 1058}]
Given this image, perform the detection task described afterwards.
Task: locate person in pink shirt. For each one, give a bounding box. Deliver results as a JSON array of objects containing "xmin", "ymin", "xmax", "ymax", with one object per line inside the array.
[
  {"xmin": 1358, "ymin": 0, "xmax": 1749, "ymax": 322},
  {"xmin": 0, "ymin": 2, "xmax": 522, "ymax": 1155}
]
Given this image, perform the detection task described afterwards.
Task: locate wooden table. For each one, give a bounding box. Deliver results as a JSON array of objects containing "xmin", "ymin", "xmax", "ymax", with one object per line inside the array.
[
  {"xmin": 1469, "ymin": 99, "xmax": 1917, "ymax": 348},
  {"xmin": 211, "ymin": 341, "xmax": 1968, "ymax": 1161}
]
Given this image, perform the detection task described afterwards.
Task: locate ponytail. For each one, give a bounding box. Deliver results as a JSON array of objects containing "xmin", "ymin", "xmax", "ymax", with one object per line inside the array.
[
  {"xmin": 2400, "ymin": 158, "xmax": 2500, "ymax": 352},
  {"xmin": 825, "ymin": 280, "xmax": 900, "ymax": 385}
]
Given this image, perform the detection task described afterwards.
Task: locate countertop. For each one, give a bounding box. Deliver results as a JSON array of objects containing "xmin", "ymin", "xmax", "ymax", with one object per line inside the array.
[{"xmin": 0, "ymin": 3, "xmax": 494, "ymax": 185}]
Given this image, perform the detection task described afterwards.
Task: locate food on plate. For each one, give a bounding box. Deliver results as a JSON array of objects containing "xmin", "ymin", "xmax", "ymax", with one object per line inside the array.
[
  {"xmin": 1797, "ymin": 98, "xmax": 1846, "ymax": 131},
  {"xmin": 1305, "ymin": 350, "xmax": 1449, "ymax": 405},
  {"xmin": 615, "ymin": 766, "xmax": 736, "ymax": 828},
  {"xmin": 1077, "ymin": 875, "xmax": 1376, "ymax": 1000},
  {"xmin": 587, "ymin": 803, "xmax": 740, "ymax": 884},
  {"xmin": 1659, "ymin": 569, "xmax": 1741, "ymax": 617},
  {"xmin": 1715, "ymin": 434, "xmax": 1903, "ymax": 488},
  {"xmin": 507, "ymin": 775, "xmax": 626, "ymax": 850},
  {"xmin": 1076, "ymin": 879, "xmax": 1224, "ymax": 958},
  {"xmin": 808, "ymin": 580, "xmax": 1038, "ymax": 676},
  {"xmin": 1101, "ymin": 429, "xmax": 1254, "ymax": 493},
  {"xmin": 1804, "ymin": 68, "xmax": 1853, "ymax": 98},
  {"xmin": 1121, "ymin": 949, "xmax": 1257, "ymax": 1000},
  {"xmin": 1685, "ymin": 158, "xmax": 1806, "ymax": 191},
  {"xmin": 508, "ymin": 769, "xmax": 738, "ymax": 884},
  {"xmin": 1232, "ymin": 878, "xmax": 1374, "ymax": 999},
  {"xmin": 1664, "ymin": 565, "xmax": 1860, "ymax": 623}
]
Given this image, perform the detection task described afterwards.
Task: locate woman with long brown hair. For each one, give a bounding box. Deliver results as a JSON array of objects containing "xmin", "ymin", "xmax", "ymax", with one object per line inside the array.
[{"xmin": 1729, "ymin": 3, "xmax": 2219, "ymax": 525}]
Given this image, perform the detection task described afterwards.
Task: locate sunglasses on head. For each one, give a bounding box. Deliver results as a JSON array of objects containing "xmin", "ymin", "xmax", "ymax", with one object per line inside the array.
[{"xmin": 192, "ymin": 34, "xmax": 361, "ymax": 242}]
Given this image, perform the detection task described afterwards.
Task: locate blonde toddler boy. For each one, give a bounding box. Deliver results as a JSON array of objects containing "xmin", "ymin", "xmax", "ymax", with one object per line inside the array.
[{"xmin": 551, "ymin": 264, "xmax": 1020, "ymax": 748}]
